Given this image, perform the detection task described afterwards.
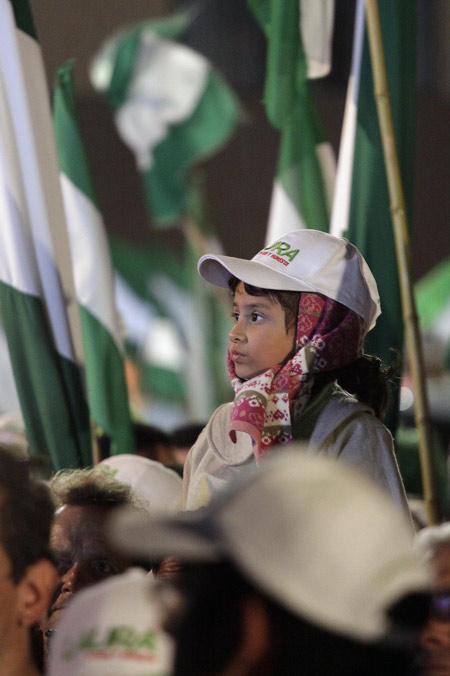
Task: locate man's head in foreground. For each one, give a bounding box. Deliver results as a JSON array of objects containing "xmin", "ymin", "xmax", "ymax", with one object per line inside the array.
[
  {"xmin": 0, "ymin": 444, "xmax": 57, "ymax": 676},
  {"xmin": 41, "ymin": 467, "xmax": 137, "ymax": 646},
  {"xmin": 415, "ymin": 523, "xmax": 450, "ymax": 675},
  {"xmin": 110, "ymin": 449, "xmax": 432, "ymax": 676}
]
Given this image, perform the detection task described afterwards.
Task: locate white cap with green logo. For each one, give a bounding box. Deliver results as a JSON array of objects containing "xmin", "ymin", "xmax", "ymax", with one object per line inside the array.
[
  {"xmin": 198, "ymin": 229, "xmax": 381, "ymax": 331},
  {"xmin": 47, "ymin": 568, "xmax": 174, "ymax": 676}
]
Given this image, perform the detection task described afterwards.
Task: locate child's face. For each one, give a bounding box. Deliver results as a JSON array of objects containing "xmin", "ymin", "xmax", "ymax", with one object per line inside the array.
[{"xmin": 229, "ymin": 282, "xmax": 296, "ymax": 380}]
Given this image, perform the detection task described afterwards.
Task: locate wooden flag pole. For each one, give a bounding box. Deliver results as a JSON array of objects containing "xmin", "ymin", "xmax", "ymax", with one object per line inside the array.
[{"xmin": 364, "ymin": 0, "xmax": 441, "ymax": 524}]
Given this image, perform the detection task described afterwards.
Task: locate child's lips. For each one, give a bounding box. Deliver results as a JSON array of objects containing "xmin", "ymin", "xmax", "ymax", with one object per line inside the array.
[{"xmin": 231, "ymin": 349, "xmax": 245, "ymax": 362}]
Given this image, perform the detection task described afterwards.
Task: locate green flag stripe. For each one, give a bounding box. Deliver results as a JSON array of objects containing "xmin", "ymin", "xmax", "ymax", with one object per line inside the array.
[
  {"xmin": 8, "ymin": 0, "xmax": 36, "ymax": 40},
  {"xmin": 347, "ymin": 0, "xmax": 416, "ymax": 366},
  {"xmin": 53, "ymin": 60, "xmax": 135, "ymax": 454},
  {"xmin": 2, "ymin": 0, "xmax": 92, "ymax": 470},
  {"xmin": 248, "ymin": 0, "xmax": 304, "ymax": 129},
  {"xmin": 107, "ymin": 29, "xmax": 141, "ymax": 110},
  {"xmin": 277, "ymin": 97, "xmax": 330, "ymax": 232},
  {"xmin": 0, "ymin": 281, "xmax": 91, "ymax": 468},
  {"xmin": 79, "ymin": 306, "xmax": 134, "ymax": 453},
  {"xmin": 53, "ymin": 62, "xmax": 98, "ymax": 207},
  {"xmin": 141, "ymin": 70, "xmax": 240, "ymax": 225},
  {"xmin": 250, "ymin": 0, "xmax": 333, "ymax": 242},
  {"xmin": 106, "ymin": 10, "xmax": 195, "ymax": 110},
  {"xmin": 415, "ymin": 259, "xmax": 450, "ymax": 331}
]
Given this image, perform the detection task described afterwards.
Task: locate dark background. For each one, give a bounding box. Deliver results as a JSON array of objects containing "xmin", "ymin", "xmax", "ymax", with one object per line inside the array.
[{"xmin": 30, "ymin": 0, "xmax": 450, "ymax": 281}]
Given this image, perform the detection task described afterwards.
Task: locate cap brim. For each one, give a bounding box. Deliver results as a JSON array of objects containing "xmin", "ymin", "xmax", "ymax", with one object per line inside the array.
[
  {"xmin": 197, "ymin": 254, "xmax": 316, "ymax": 293},
  {"xmin": 107, "ymin": 506, "xmax": 222, "ymax": 562}
]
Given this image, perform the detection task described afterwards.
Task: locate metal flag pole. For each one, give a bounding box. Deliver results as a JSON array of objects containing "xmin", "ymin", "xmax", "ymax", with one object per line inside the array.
[{"xmin": 364, "ymin": 0, "xmax": 441, "ymax": 524}]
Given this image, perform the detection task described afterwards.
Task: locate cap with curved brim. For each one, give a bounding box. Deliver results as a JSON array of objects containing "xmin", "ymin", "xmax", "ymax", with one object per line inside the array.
[
  {"xmin": 109, "ymin": 506, "xmax": 222, "ymax": 563},
  {"xmin": 47, "ymin": 568, "xmax": 174, "ymax": 676},
  {"xmin": 98, "ymin": 454, "xmax": 182, "ymax": 514},
  {"xmin": 108, "ymin": 450, "xmax": 430, "ymax": 644},
  {"xmin": 197, "ymin": 230, "xmax": 381, "ymax": 331}
]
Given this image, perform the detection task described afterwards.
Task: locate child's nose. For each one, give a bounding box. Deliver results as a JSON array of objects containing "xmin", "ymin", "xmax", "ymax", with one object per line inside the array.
[{"xmin": 229, "ymin": 322, "xmax": 245, "ymax": 342}]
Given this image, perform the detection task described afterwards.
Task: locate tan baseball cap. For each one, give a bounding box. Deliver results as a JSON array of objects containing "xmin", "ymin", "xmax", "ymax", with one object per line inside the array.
[{"xmin": 109, "ymin": 450, "xmax": 431, "ymax": 643}]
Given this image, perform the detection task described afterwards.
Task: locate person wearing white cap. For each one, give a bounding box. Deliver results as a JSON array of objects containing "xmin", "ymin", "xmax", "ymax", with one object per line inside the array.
[
  {"xmin": 47, "ymin": 567, "xmax": 175, "ymax": 676},
  {"xmin": 108, "ymin": 450, "xmax": 432, "ymax": 676},
  {"xmin": 181, "ymin": 229, "xmax": 408, "ymax": 512},
  {"xmin": 98, "ymin": 454, "xmax": 183, "ymax": 515},
  {"xmin": 414, "ymin": 523, "xmax": 450, "ymax": 675}
]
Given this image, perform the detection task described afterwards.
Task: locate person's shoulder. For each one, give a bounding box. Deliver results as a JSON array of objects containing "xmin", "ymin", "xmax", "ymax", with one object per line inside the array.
[
  {"xmin": 327, "ymin": 382, "xmax": 375, "ymax": 416},
  {"xmin": 208, "ymin": 401, "xmax": 234, "ymax": 427},
  {"xmin": 309, "ymin": 382, "xmax": 383, "ymax": 444},
  {"xmin": 187, "ymin": 403, "xmax": 232, "ymax": 451}
]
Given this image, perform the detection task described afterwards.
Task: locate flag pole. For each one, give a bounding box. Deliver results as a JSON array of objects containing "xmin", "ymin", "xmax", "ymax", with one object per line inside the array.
[{"xmin": 364, "ymin": 0, "xmax": 441, "ymax": 524}]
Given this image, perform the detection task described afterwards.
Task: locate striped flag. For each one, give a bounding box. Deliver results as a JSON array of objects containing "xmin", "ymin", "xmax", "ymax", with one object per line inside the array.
[
  {"xmin": 415, "ymin": 259, "xmax": 450, "ymax": 371},
  {"xmin": 247, "ymin": 0, "xmax": 335, "ymax": 243},
  {"xmin": 90, "ymin": 16, "xmax": 240, "ymax": 421},
  {"xmin": 108, "ymin": 235, "xmax": 188, "ymax": 423},
  {"xmin": 53, "ymin": 61, "xmax": 135, "ymax": 455},
  {"xmin": 90, "ymin": 15, "xmax": 241, "ymax": 227},
  {"xmin": 0, "ymin": 0, "xmax": 91, "ymax": 469},
  {"xmin": 330, "ymin": 0, "xmax": 417, "ymax": 425}
]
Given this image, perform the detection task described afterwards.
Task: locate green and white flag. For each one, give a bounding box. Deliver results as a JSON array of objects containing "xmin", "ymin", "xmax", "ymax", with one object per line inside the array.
[
  {"xmin": 415, "ymin": 259, "xmax": 450, "ymax": 371},
  {"xmin": 330, "ymin": 0, "xmax": 417, "ymax": 424},
  {"xmin": 247, "ymin": 0, "xmax": 335, "ymax": 243},
  {"xmin": 108, "ymin": 234, "xmax": 188, "ymax": 423},
  {"xmin": 53, "ymin": 61, "xmax": 135, "ymax": 455},
  {"xmin": 110, "ymin": 226, "xmax": 232, "ymax": 424},
  {"xmin": 0, "ymin": 0, "xmax": 91, "ymax": 469},
  {"xmin": 90, "ymin": 16, "xmax": 240, "ymax": 421},
  {"xmin": 90, "ymin": 15, "xmax": 241, "ymax": 226}
]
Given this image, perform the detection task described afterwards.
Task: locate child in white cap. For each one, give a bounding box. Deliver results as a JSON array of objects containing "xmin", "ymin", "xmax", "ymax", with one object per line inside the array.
[{"xmin": 181, "ymin": 229, "xmax": 408, "ymax": 512}]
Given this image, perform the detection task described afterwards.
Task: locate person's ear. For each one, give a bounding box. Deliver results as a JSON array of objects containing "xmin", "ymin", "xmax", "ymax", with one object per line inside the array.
[
  {"xmin": 226, "ymin": 594, "xmax": 271, "ymax": 676},
  {"xmin": 17, "ymin": 559, "xmax": 58, "ymax": 628}
]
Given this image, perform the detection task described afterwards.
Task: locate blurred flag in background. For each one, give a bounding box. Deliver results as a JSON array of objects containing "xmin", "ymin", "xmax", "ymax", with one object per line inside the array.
[
  {"xmin": 0, "ymin": 0, "xmax": 91, "ymax": 470},
  {"xmin": 53, "ymin": 60, "xmax": 135, "ymax": 455},
  {"xmin": 331, "ymin": 0, "xmax": 417, "ymax": 429},
  {"xmin": 91, "ymin": 14, "xmax": 240, "ymax": 423},
  {"xmin": 246, "ymin": 0, "xmax": 335, "ymax": 242}
]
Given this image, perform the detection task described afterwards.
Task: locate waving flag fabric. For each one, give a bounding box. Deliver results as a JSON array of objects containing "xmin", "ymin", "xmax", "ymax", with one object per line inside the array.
[
  {"xmin": 247, "ymin": 0, "xmax": 335, "ymax": 243},
  {"xmin": 90, "ymin": 14, "xmax": 241, "ymax": 226},
  {"xmin": 0, "ymin": 0, "xmax": 91, "ymax": 469},
  {"xmin": 53, "ymin": 61, "xmax": 135, "ymax": 455},
  {"xmin": 330, "ymin": 0, "xmax": 417, "ymax": 427}
]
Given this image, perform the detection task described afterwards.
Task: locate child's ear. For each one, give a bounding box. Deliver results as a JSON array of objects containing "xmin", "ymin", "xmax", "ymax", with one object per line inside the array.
[{"xmin": 17, "ymin": 559, "xmax": 58, "ymax": 628}]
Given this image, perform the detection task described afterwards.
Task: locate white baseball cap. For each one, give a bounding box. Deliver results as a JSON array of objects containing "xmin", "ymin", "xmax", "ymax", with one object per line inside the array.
[
  {"xmin": 98, "ymin": 454, "xmax": 182, "ymax": 514},
  {"xmin": 109, "ymin": 450, "xmax": 431, "ymax": 643},
  {"xmin": 198, "ymin": 230, "xmax": 381, "ymax": 331},
  {"xmin": 47, "ymin": 568, "xmax": 175, "ymax": 676}
]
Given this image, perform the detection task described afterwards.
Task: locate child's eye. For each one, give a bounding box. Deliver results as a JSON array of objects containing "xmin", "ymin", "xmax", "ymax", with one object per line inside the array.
[
  {"xmin": 250, "ymin": 312, "xmax": 263, "ymax": 322},
  {"xmin": 231, "ymin": 312, "xmax": 239, "ymax": 323}
]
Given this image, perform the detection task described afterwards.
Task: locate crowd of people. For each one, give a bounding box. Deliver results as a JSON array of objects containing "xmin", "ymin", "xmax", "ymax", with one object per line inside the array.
[{"xmin": 1, "ymin": 229, "xmax": 449, "ymax": 676}]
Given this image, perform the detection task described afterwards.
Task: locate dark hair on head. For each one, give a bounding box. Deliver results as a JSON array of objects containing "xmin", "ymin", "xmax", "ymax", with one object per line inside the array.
[
  {"xmin": 228, "ymin": 276, "xmax": 398, "ymax": 420},
  {"xmin": 50, "ymin": 466, "xmax": 134, "ymax": 510},
  {"xmin": 170, "ymin": 423, "xmax": 205, "ymax": 448},
  {"xmin": 0, "ymin": 445, "xmax": 55, "ymax": 583},
  {"xmin": 133, "ymin": 422, "xmax": 171, "ymax": 449},
  {"xmin": 170, "ymin": 560, "xmax": 427, "ymax": 676},
  {"xmin": 228, "ymin": 276, "xmax": 300, "ymax": 332},
  {"xmin": 312, "ymin": 352, "xmax": 401, "ymax": 421}
]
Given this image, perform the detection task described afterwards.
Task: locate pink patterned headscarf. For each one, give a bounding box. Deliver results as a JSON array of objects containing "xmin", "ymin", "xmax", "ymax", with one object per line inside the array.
[{"xmin": 227, "ymin": 292, "xmax": 366, "ymax": 458}]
